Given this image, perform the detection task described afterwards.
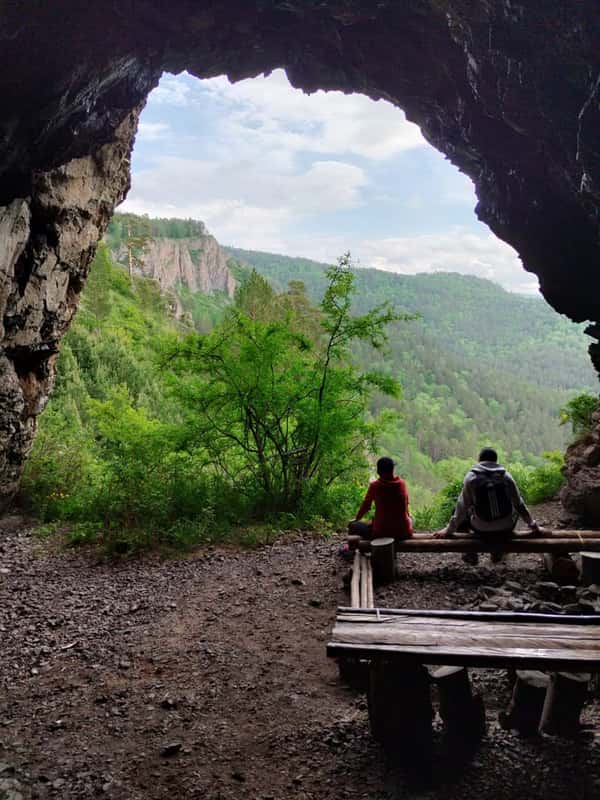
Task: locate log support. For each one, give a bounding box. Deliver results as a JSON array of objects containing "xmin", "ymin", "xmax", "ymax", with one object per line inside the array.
[
  {"xmin": 499, "ymin": 670, "xmax": 550, "ymax": 737},
  {"xmin": 350, "ymin": 550, "xmax": 361, "ymax": 609},
  {"xmin": 581, "ymin": 552, "xmax": 600, "ymax": 586},
  {"xmin": 368, "ymin": 660, "xmax": 433, "ymax": 772},
  {"xmin": 371, "ymin": 537, "xmax": 395, "ymax": 584},
  {"xmin": 543, "ymin": 553, "xmax": 580, "ymax": 583},
  {"xmin": 540, "ymin": 671, "xmax": 590, "ymax": 737},
  {"xmin": 339, "ymin": 549, "xmax": 373, "ymax": 685},
  {"xmin": 337, "ymin": 656, "xmax": 370, "ymax": 691},
  {"xmin": 433, "ymin": 666, "xmax": 486, "ymax": 749}
]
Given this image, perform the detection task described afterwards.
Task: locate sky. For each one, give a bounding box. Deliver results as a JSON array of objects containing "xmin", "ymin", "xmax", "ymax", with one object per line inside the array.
[{"xmin": 121, "ymin": 70, "xmax": 540, "ymax": 295}]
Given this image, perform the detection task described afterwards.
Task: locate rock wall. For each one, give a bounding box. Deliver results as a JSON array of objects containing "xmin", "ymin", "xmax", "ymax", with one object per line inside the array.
[
  {"xmin": 0, "ymin": 110, "xmax": 142, "ymax": 509},
  {"xmin": 116, "ymin": 236, "xmax": 236, "ymax": 298},
  {"xmin": 0, "ymin": 1, "xmax": 599, "ymax": 514},
  {"xmin": 561, "ymin": 411, "xmax": 600, "ymax": 525}
]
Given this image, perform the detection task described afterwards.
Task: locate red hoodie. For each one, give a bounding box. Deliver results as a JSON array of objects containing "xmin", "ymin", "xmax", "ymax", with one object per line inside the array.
[{"xmin": 356, "ymin": 476, "xmax": 413, "ymax": 539}]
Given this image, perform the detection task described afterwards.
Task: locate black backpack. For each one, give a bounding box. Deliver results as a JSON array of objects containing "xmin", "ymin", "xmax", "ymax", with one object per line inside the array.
[{"xmin": 472, "ymin": 470, "xmax": 513, "ymax": 522}]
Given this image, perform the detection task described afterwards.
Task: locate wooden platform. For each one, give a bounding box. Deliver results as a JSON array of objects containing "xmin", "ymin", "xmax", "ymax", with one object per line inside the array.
[{"xmin": 327, "ymin": 608, "xmax": 600, "ymax": 671}]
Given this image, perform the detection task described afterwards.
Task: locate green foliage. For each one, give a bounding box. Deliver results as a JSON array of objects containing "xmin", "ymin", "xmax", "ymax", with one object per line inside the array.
[
  {"xmin": 106, "ymin": 212, "xmax": 206, "ymax": 245},
  {"xmin": 165, "ymin": 254, "xmax": 407, "ymax": 516},
  {"xmin": 176, "ymin": 283, "xmax": 231, "ymax": 333},
  {"xmin": 23, "ymin": 247, "xmax": 405, "ymax": 548},
  {"xmin": 559, "ymin": 392, "xmax": 600, "ymax": 437},
  {"xmin": 227, "ymin": 245, "xmax": 597, "ymax": 503},
  {"xmin": 23, "ymin": 218, "xmax": 596, "ymax": 548},
  {"xmin": 412, "ymin": 477, "xmax": 464, "ymax": 530},
  {"xmin": 506, "ymin": 451, "xmax": 565, "ymax": 505}
]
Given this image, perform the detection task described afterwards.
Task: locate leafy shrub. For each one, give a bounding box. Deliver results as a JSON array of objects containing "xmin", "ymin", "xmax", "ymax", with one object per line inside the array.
[
  {"xmin": 412, "ymin": 477, "xmax": 464, "ymax": 530},
  {"xmin": 507, "ymin": 451, "xmax": 565, "ymax": 504},
  {"xmin": 559, "ymin": 392, "xmax": 599, "ymax": 437}
]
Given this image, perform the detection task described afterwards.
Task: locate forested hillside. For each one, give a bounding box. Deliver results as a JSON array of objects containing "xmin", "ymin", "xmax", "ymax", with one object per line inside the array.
[
  {"xmin": 21, "ymin": 219, "xmax": 598, "ymax": 542},
  {"xmin": 227, "ymin": 247, "xmax": 597, "ymax": 503}
]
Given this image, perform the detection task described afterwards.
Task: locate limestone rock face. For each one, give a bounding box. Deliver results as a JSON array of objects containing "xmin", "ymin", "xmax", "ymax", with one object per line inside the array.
[
  {"xmin": 0, "ymin": 1, "xmax": 599, "ymax": 511},
  {"xmin": 117, "ymin": 236, "xmax": 236, "ymax": 298}
]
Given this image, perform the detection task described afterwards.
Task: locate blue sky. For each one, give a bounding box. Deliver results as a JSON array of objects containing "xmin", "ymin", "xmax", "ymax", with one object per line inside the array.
[{"xmin": 122, "ymin": 70, "xmax": 538, "ymax": 294}]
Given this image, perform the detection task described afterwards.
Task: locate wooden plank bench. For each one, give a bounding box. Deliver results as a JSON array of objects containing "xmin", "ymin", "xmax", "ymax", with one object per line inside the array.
[
  {"xmin": 327, "ymin": 608, "xmax": 600, "ymax": 761},
  {"xmin": 348, "ymin": 531, "xmax": 600, "ymax": 586},
  {"xmin": 328, "ymin": 607, "xmax": 600, "ymax": 670}
]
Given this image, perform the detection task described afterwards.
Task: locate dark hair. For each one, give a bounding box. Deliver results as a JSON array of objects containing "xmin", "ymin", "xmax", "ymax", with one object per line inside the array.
[
  {"xmin": 478, "ymin": 447, "xmax": 498, "ymax": 463},
  {"xmin": 376, "ymin": 456, "xmax": 395, "ymax": 476}
]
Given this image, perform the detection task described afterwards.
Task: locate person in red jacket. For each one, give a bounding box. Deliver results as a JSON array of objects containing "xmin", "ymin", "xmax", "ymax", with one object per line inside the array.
[{"xmin": 349, "ymin": 457, "xmax": 413, "ymax": 544}]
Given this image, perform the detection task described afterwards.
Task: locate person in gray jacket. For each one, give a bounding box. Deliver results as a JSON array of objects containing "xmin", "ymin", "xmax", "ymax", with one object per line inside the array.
[{"xmin": 434, "ymin": 447, "xmax": 541, "ymax": 564}]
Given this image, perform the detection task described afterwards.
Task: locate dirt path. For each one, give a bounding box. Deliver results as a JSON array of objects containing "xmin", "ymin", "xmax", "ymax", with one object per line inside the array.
[{"xmin": 1, "ymin": 512, "xmax": 599, "ymax": 800}]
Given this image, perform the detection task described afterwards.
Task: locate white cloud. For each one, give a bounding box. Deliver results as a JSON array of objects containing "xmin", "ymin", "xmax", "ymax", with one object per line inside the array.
[
  {"xmin": 124, "ymin": 154, "xmax": 366, "ymax": 211},
  {"xmin": 357, "ymin": 230, "xmax": 539, "ymax": 294},
  {"xmin": 121, "ymin": 155, "xmax": 367, "ymax": 249},
  {"xmin": 199, "ymin": 70, "xmax": 426, "ymax": 160},
  {"xmin": 148, "ymin": 75, "xmax": 192, "ymax": 106},
  {"xmin": 127, "ymin": 71, "xmax": 539, "ymax": 295},
  {"xmin": 137, "ymin": 121, "xmax": 171, "ymax": 141}
]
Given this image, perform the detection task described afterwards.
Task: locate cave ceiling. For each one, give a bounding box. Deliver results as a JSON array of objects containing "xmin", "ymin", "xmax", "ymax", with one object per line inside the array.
[{"xmin": 2, "ymin": 2, "xmax": 600, "ymax": 327}]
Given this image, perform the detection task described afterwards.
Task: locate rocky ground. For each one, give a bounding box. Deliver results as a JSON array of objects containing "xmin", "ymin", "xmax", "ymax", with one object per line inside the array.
[{"xmin": 1, "ymin": 505, "xmax": 600, "ymax": 800}]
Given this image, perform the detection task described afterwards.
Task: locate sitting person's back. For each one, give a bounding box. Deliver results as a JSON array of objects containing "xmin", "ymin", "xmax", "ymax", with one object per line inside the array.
[
  {"xmin": 462, "ymin": 459, "xmax": 519, "ymax": 534},
  {"xmin": 349, "ymin": 456, "xmax": 413, "ymax": 543},
  {"xmin": 434, "ymin": 447, "xmax": 540, "ymax": 564}
]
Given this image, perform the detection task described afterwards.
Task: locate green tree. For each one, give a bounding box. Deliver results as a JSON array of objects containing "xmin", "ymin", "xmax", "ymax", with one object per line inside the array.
[
  {"xmin": 125, "ymin": 218, "xmax": 154, "ymax": 280},
  {"xmin": 559, "ymin": 392, "xmax": 599, "ymax": 437},
  {"xmin": 165, "ymin": 254, "xmax": 410, "ymax": 514}
]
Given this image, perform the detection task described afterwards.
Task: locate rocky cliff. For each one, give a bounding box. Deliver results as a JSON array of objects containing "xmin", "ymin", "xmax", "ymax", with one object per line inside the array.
[
  {"xmin": 114, "ymin": 235, "xmax": 236, "ymax": 299},
  {"xmin": 0, "ymin": 110, "xmax": 140, "ymax": 510},
  {"xmin": 561, "ymin": 411, "xmax": 600, "ymax": 526},
  {"xmin": 0, "ymin": 1, "xmax": 599, "ymax": 515}
]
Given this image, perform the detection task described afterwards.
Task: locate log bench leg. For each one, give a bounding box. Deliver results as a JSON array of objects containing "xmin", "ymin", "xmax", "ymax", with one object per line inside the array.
[
  {"xmin": 433, "ymin": 666, "xmax": 486, "ymax": 748},
  {"xmin": 337, "ymin": 656, "xmax": 370, "ymax": 691},
  {"xmin": 543, "ymin": 553, "xmax": 579, "ymax": 583},
  {"xmin": 581, "ymin": 552, "xmax": 600, "ymax": 586},
  {"xmin": 499, "ymin": 670, "xmax": 549, "ymax": 737},
  {"xmin": 371, "ymin": 537, "xmax": 395, "ymax": 584},
  {"xmin": 368, "ymin": 660, "xmax": 433, "ymax": 772},
  {"xmin": 540, "ymin": 671, "xmax": 590, "ymax": 737}
]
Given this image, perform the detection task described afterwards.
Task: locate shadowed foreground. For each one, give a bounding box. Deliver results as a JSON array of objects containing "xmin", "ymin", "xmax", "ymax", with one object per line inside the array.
[{"xmin": 1, "ymin": 511, "xmax": 599, "ymax": 800}]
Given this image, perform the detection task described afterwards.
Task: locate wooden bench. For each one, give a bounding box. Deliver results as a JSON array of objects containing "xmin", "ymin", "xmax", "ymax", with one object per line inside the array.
[
  {"xmin": 327, "ymin": 608, "xmax": 600, "ymax": 761},
  {"xmin": 350, "ymin": 531, "xmax": 600, "ymax": 556},
  {"xmin": 393, "ymin": 530, "xmax": 600, "ymax": 554},
  {"xmin": 348, "ymin": 531, "xmax": 600, "ymax": 585}
]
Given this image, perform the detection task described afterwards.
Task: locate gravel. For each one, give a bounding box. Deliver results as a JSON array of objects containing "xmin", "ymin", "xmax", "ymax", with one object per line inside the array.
[{"xmin": 0, "ymin": 505, "xmax": 599, "ymax": 799}]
